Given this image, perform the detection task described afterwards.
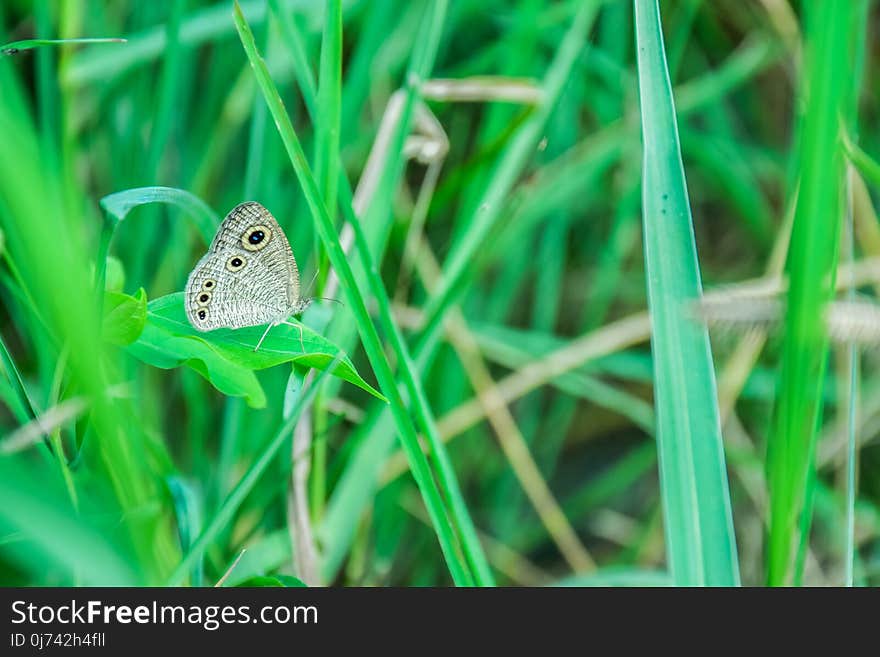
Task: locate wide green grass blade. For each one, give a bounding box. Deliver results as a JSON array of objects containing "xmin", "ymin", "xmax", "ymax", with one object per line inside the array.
[
  {"xmin": 765, "ymin": 1, "xmax": 857, "ymax": 586},
  {"xmin": 233, "ymin": 0, "xmax": 487, "ymax": 586},
  {"xmin": 634, "ymin": 0, "xmax": 739, "ymax": 586}
]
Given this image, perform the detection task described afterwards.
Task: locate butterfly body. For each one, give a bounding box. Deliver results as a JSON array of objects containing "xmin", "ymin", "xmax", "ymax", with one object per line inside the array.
[{"xmin": 185, "ymin": 201, "xmax": 311, "ymax": 349}]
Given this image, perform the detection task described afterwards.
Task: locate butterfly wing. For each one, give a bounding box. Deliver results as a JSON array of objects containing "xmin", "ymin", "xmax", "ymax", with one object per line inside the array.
[{"xmin": 185, "ymin": 202, "xmax": 301, "ymax": 331}]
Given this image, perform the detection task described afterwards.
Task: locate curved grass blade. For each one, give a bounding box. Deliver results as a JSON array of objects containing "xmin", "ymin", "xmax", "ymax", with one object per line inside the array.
[
  {"xmin": 634, "ymin": 0, "xmax": 739, "ymax": 586},
  {"xmin": 97, "ymin": 186, "xmax": 221, "ymax": 295},
  {"xmin": 99, "ymin": 186, "xmax": 220, "ymax": 243}
]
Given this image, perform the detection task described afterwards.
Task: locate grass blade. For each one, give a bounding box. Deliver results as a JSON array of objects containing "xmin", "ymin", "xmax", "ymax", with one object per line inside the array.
[
  {"xmin": 634, "ymin": 0, "xmax": 739, "ymax": 586},
  {"xmin": 1, "ymin": 37, "xmax": 125, "ymax": 55},
  {"xmin": 765, "ymin": 1, "xmax": 856, "ymax": 586},
  {"xmin": 267, "ymin": 0, "xmax": 492, "ymax": 583},
  {"xmin": 309, "ymin": 0, "xmax": 343, "ymax": 520},
  {"xmin": 845, "ymin": 138, "xmax": 880, "ymax": 191},
  {"xmin": 233, "ymin": 0, "xmax": 486, "ymax": 586},
  {"xmin": 338, "ymin": 180, "xmax": 495, "ymax": 585},
  {"xmin": 314, "ymin": 0, "xmax": 342, "ymax": 226},
  {"xmin": 266, "ymin": 0, "xmax": 318, "ymax": 114}
]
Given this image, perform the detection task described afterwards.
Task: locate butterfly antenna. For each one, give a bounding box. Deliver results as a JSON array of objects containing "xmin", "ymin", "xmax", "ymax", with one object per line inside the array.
[
  {"xmin": 304, "ymin": 268, "xmax": 344, "ymax": 307},
  {"xmin": 312, "ymin": 296, "xmax": 344, "ymax": 307}
]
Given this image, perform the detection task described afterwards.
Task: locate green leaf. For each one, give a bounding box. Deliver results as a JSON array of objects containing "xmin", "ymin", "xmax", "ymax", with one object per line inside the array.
[
  {"xmin": 124, "ymin": 293, "xmax": 383, "ymax": 408},
  {"xmin": 274, "ymin": 574, "xmax": 308, "ymax": 587},
  {"xmin": 235, "ymin": 574, "xmax": 306, "ymax": 587},
  {"xmin": 235, "ymin": 575, "xmax": 283, "ymax": 587},
  {"xmin": 102, "ymin": 288, "xmax": 147, "ymax": 346},
  {"xmin": 103, "ymin": 255, "xmax": 125, "ymax": 292}
]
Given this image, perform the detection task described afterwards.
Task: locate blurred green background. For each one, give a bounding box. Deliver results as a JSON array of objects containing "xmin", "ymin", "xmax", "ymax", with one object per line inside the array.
[{"xmin": 1, "ymin": 0, "xmax": 878, "ymax": 587}]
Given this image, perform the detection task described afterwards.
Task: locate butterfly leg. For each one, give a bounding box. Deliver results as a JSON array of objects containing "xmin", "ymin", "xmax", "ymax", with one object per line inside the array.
[
  {"xmin": 254, "ymin": 324, "xmax": 274, "ymax": 352},
  {"xmin": 279, "ymin": 320, "xmax": 305, "ymax": 352}
]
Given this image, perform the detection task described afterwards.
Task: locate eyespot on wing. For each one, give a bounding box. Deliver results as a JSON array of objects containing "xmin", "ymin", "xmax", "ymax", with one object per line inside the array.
[{"xmin": 241, "ymin": 224, "xmax": 272, "ymax": 251}]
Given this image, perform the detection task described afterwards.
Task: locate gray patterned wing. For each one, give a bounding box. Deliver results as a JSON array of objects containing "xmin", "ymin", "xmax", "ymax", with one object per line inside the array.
[{"xmin": 185, "ymin": 202, "xmax": 301, "ymax": 331}]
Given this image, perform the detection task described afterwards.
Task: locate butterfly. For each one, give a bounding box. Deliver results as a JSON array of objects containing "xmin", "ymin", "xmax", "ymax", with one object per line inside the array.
[{"xmin": 185, "ymin": 201, "xmax": 312, "ymax": 351}]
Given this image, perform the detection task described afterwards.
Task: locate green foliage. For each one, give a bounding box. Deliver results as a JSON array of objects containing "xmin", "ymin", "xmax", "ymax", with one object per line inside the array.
[{"xmin": 126, "ymin": 293, "xmax": 382, "ymax": 407}]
